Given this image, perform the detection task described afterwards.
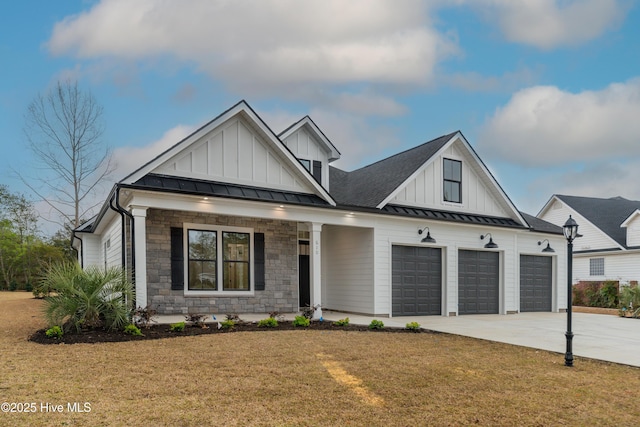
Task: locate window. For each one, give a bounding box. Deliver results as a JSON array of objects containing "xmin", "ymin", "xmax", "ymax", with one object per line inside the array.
[
  {"xmin": 299, "ymin": 159, "xmax": 311, "ymax": 171},
  {"xmin": 188, "ymin": 230, "xmax": 217, "ymax": 290},
  {"xmin": 223, "ymin": 232, "xmax": 250, "ymax": 290},
  {"xmin": 590, "ymin": 258, "xmax": 605, "ymax": 276},
  {"xmin": 443, "ymin": 158, "xmax": 462, "ymax": 203},
  {"xmin": 184, "ymin": 225, "xmax": 253, "ymax": 293}
]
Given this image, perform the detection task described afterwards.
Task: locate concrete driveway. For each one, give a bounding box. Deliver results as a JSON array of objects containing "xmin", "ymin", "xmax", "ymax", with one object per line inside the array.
[{"xmin": 322, "ymin": 311, "xmax": 640, "ymax": 368}]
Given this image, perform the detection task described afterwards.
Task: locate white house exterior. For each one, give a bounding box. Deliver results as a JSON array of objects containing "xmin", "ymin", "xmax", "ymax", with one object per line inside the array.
[
  {"xmin": 538, "ymin": 195, "xmax": 640, "ymax": 286},
  {"xmin": 74, "ymin": 100, "xmax": 566, "ymax": 318}
]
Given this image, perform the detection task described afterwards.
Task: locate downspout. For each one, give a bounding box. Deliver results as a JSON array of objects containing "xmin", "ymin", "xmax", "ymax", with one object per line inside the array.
[
  {"xmin": 109, "ymin": 194, "xmax": 126, "ymax": 269},
  {"xmin": 109, "ymin": 185, "xmax": 136, "ymax": 285}
]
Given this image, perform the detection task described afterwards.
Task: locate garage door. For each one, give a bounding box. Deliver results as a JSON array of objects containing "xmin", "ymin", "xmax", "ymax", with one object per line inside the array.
[
  {"xmin": 458, "ymin": 250, "xmax": 499, "ymax": 314},
  {"xmin": 520, "ymin": 255, "xmax": 552, "ymax": 312},
  {"xmin": 392, "ymin": 246, "xmax": 442, "ymax": 316}
]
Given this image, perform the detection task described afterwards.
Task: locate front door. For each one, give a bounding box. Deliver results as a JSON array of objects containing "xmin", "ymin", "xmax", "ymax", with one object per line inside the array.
[{"xmin": 298, "ymin": 241, "xmax": 310, "ymax": 308}]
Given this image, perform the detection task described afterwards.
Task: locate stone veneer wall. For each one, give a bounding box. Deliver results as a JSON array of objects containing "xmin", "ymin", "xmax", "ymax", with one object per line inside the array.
[{"xmin": 146, "ymin": 209, "xmax": 299, "ymax": 315}]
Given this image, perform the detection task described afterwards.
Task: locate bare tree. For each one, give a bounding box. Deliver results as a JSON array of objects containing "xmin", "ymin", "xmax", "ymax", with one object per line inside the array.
[{"xmin": 22, "ymin": 80, "xmax": 115, "ymax": 229}]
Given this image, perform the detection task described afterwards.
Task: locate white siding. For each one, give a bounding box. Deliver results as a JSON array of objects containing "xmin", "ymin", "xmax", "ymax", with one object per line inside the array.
[
  {"xmin": 573, "ymin": 251, "xmax": 640, "ymax": 284},
  {"xmin": 82, "ymin": 234, "xmax": 101, "ymax": 268},
  {"xmin": 392, "ymin": 141, "xmax": 511, "ymax": 217},
  {"xmin": 322, "ymin": 226, "xmax": 375, "ymax": 314},
  {"xmin": 155, "ymin": 117, "xmax": 314, "ymax": 193},
  {"xmin": 282, "ymin": 127, "xmax": 331, "ymax": 190},
  {"xmin": 102, "ymin": 220, "xmax": 122, "ymax": 270},
  {"xmin": 539, "ymin": 199, "xmax": 620, "ymax": 251},
  {"xmin": 371, "ymin": 216, "xmax": 566, "ymax": 316},
  {"xmin": 625, "ymin": 214, "xmax": 640, "ymax": 247}
]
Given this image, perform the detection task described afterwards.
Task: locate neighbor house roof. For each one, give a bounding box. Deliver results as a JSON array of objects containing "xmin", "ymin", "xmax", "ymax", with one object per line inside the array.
[{"xmin": 555, "ymin": 195, "xmax": 640, "ymax": 248}]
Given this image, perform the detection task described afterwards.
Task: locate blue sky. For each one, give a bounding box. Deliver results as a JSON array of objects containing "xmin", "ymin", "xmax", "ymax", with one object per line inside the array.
[{"xmin": 2, "ymin": 0, "xmax": 640, "ymax": 231}]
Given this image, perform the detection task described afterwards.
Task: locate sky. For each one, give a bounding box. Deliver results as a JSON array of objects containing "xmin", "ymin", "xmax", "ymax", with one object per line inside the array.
[{"xmin": 1, "ymin": 0, "xmax": 640, "ymax": 234}]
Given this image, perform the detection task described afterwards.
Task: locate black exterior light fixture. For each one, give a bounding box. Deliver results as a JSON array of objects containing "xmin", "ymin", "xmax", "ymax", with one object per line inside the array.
[
  {"xmin": 418, "ymin": 226, "xmax": 436, "ymax": 243},
  {"xmin": 480, "ymin": 233, "xmax": 498, "ymax": 249},
  {"xmin": 538, "ymin": 239, "xmax": 555, "ymax": 253},
  {"xmin": 563, "ymin": 215, "xmax": 579, "ymax": 367}
]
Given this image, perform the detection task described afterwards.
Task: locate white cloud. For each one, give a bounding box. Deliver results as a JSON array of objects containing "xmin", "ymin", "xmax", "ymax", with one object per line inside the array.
[
  {"xmin": 111, "ymin": 124, "xmax": 195, "ymax": 180},
  {"xmin": 469, "ymin": 0, "xmax": 629, "ymax": 49},
  {"xmin": 478, "ymin": 78, "xmax": 640, "ymax": 167},
  {"xmin": 48, "ymin": 0, "xmax": 458, "ymax": 93}
]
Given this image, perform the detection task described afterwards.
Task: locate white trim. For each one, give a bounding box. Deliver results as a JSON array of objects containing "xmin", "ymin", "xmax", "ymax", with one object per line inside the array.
[
  {"xmin": 621, "ymin": 209, "xmax": 640, "ymax": 228},
  {"xmin": 279, "ymin": 116, "xmax": 341, "ymax": 161},
  {"xmin": 182, "ymin": 223, "xmax": 255, "ymax": 296}
]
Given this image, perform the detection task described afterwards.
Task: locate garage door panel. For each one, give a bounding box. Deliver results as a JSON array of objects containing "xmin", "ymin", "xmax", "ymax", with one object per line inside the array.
[
  {"xmin": 520, "ymin": 255, "xmax": 552, "ymax": 312},
  {"xmin": 392, "ymin": 246, "xmax": 442, "ymax": 316},
  {"xmin": 458, "ymin": 250, "xmax": 499, "ymax": 314}
]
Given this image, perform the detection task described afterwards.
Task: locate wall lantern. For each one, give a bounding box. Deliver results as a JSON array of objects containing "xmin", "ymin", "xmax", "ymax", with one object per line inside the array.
[
  {"xmin": 538, "ymin": 239, "xmax": 555, "ymax": 253},
  {"xmin": 480, "ymin": 233, "xmax": 498, "ymax": 249},
  {"xmin": 418, "ymin": 226, "xmax": 436, "ymax": 243}
]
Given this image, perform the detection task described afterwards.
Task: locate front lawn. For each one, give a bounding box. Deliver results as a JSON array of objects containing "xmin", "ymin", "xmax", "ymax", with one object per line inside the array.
[{"xmin": 2, "ymin": 292, "xmax": 639, "ymax": 426}]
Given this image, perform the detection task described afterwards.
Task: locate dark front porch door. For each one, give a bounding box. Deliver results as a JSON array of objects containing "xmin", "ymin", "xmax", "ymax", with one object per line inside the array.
[{"xmin": 299, "ymin": 241, "xmax": 310, "ymax": 308}]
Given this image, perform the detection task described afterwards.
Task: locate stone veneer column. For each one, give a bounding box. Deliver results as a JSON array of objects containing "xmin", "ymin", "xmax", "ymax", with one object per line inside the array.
[
  {"xmin": 310, "ymin": 222, "xmax": 323, "ymax": 319},
  {"xmin": 131, "ymin": 206, "xmax": 148, "ymax": 309}
]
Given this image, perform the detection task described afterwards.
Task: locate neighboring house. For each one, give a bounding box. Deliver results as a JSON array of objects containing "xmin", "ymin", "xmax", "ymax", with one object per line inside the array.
[
  {"xmin": 538, "ymin": 195, "xmax": 640, "ymax": 286},
  {"xmin": 73, "ymin": 100, "xmax": 566, "ymax": 318}
]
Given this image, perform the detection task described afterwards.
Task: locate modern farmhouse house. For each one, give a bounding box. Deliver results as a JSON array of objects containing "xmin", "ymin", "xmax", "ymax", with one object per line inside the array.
[
  {"xmin": 538, "ymin": 194, "xmax": 640, "ymax": 286},
  {"xmin": 73, "ymin": 100, "xmax": 565, "ymax": 318}
]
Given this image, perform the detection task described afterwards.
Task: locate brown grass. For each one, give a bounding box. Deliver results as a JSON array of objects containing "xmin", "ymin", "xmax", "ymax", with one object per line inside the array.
[{"xmin": 2, "ymin": 291, "xmax": 639, "ymax": 426}]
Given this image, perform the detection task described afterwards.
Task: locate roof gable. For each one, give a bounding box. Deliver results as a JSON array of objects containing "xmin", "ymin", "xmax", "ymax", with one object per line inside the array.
[
  {"xmin": 121, "ymin": 100, "xmax": 335, "ymax": 206},
  {"xmin": 279, "ymin": 116, "xmax": 340, "ymax": 162},
  {"xmin": 329, "ymin": 132, "xmax": 526, "ymax": 226}
]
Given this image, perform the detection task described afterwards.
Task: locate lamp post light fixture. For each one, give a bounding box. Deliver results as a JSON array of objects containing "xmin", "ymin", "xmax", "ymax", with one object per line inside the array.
[
  {"xmin": 418, "ymin": 226, "xmax": 436, "ymax": 243},
  {"xmin": 537, "ymin": 239, "xmax": 555, "ymax": 253},
  {"xmin": 563, "ymin": 215, "xmax": 579, "ymax": 367}
]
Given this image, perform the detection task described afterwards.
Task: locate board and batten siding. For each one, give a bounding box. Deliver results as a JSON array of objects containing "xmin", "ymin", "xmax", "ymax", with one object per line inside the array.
[
  {"xmin": 391, "ymin": 143, "xmax": 511, "ymax": 218},
  {"xmin": 155, "ymin": 117, "xmax": 313, "ymax": 194},
  {"xmin": 282, "ymin": 127, "xmax": 330, "ymax": 190},
  {"xmin": 321, "ymin": 225, "xmax": 375, "ymax": 314}
]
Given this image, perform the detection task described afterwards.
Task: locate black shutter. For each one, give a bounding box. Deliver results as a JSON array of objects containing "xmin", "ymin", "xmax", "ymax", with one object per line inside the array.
[
  {"xmin": 170, "ymin": 227, "xmax": 184, "ymax": 290},
  {"xmin": 312, "ymin": 160, "xmax": 322, "ymax": 182},
  {"xmin": 254, "ymin": 232, "xmax": 265, "ymax": 291}
]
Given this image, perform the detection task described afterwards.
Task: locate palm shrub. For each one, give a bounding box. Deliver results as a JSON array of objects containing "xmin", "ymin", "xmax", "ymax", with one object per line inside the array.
[{"xmin": 41, "ymin": 263, "xmax": 134, "ymax": 333}]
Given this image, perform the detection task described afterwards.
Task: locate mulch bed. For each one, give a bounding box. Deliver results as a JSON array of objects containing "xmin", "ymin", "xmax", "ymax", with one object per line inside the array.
[{"xmin": 29, "ymin": 320, "xmax": 430, "ymax": 345}]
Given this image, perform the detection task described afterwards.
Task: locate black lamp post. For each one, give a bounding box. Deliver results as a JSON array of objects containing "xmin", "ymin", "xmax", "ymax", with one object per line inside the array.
[{"xmin": 563, "ymin": 215, "xmax": 579, "ymax": 367}]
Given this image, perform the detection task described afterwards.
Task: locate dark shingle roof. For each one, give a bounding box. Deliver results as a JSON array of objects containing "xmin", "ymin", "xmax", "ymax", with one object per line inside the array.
[
  {"xmin": 519, "ymin": 212, "xmax": 562, "ymax": 235},
  {"xmin": 556, "ymin": 195, "xmax": 640, "ymax": 248},
  {"xmin": 130, "ymin": 174, "xmax": 330, "ymax": 207},
  {"xmin": 329, "ymin": 132, "xmax": 457, "ymax": 207}
]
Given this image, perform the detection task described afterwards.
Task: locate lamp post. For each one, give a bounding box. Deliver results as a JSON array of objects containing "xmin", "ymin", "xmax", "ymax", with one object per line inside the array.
[{"xmin": 563, "ymin": 215, "xmax": 579, "ymax": 367}]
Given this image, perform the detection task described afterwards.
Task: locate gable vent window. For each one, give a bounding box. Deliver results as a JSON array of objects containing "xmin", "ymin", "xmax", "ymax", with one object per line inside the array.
[
  {"xmin": 443, "ymin": 158, "xmax": 462, "ymax": 203},
  {"xmin": 590, "ymin": 258, "xmax": 605, "ymax": 276}
]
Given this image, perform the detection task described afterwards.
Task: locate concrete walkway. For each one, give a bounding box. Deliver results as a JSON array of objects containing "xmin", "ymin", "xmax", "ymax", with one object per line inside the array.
[{"xmin": 156, "ymin": 311, "xmax": 640, "ymax": 368}]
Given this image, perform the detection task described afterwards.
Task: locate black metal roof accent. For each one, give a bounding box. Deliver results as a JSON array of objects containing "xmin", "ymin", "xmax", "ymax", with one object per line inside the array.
[
  {"xmin": 129, "ymin": 173, "xmax": 330, "ymax": 207},
  {"xmin": 381, "ymin": 204, "xmax": 526, "ymax": 229}
]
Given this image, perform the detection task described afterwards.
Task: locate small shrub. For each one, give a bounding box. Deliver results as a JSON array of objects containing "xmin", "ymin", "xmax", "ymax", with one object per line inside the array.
[
  {"xmin": 24, "ymin": 283, "xmax": 33, "ymax": 293},
  {"xmin": 225, "ymin": 313, "xmax": 242, "ymax": 323},
  {"xmin": 369, "ymin": 319, "xmax": 384, "ymax": 330},
  {"xmin": 45, "ymin": 325, "xmax": 63, "ymax": 339},
  {"xmin": 170, "ymin": 321, "xmax": 186, "ymax": 332},
  {"xmin": 333, "ymin": 317, "xmax": 350, "ymax": 327},
  {"xmin": 220, "ymin": 319, "xmax": 236, "ymax": 330},
  {"xmin": 258, "ymin": 317, "xmax": 278, "ymax": 328},
  {"xmin": 133, "ymin": 305, "xmax": 158, "ymax": 329},
  {"xmin": 406, "ymin": 321, "xmax": 421, "ymax": 331},
  {"xmin": 293, "ymin": 315, "xmax": 310, "ymax": 327},
  {"xmin": 9, "ymin": 281, "xmax": 17, "ymax": 291},
  {"xmin": 185, "ymin": 314, "xmax": 209, "ymax": 328},
  {"xmin": 123, "ymin": 324, "xmax": 143, "ymax": 336}
]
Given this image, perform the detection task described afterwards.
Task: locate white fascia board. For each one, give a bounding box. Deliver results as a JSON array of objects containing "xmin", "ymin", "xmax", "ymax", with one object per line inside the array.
[
  {"xmin": 120, "ymin": 101, "xmax": 336, "ymax": 206},
  {"xmin": 621, "ymin": 209, "xmax": 640, "ymax": 228},
  {"xmin": 536, "ymin": 194, "xmax": 559, "ymax": 218},
  {"xmin": 279, "ymin": 116, "xmax": 341, "ymax": 161}
]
